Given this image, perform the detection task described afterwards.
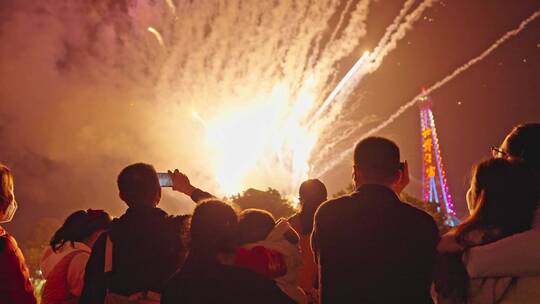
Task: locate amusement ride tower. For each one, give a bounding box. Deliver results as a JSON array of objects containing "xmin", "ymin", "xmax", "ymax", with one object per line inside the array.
[{"xmin": 418, "ymin": 90, "xmax": 458, "ymax": 226}]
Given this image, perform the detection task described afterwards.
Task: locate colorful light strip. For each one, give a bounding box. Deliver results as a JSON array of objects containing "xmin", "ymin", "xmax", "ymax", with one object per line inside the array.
[{"xmin": 418, "ymin": 93, "xmax": 457, "ymax": 225}]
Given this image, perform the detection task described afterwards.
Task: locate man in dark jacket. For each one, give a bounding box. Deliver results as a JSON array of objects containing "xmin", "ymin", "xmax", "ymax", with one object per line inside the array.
[
  {"xmin": 312, "ymin": 137, "xmax": 439, "ymax": 304},
  {"xmin": 80, "ymin": 163, "xmax": 192, "ymax": 304}
]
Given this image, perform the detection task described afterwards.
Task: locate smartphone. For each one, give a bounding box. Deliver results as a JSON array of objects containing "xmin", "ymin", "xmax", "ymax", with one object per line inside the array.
[
  {"xmin": 399, "ymin": 162, "xmax": 405, "ymax": 171},
  {"xmin": 157, "ymin": 172, "xmax": 173, "ymax": 187}
]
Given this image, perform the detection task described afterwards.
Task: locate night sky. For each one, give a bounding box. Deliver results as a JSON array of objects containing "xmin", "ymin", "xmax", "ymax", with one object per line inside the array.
[
  {"xmin": 1, "ymin": 0, "xmax": 539, "ymax": 239},
  {"xmin": 323, "ymin": 0, "xmax": 540, "ymax": 217}
]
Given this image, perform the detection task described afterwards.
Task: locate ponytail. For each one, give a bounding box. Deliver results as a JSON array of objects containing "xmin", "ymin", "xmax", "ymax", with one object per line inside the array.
[{"xmin": 50, "ymin": 209, "xmax": 111, "ymax": 252}]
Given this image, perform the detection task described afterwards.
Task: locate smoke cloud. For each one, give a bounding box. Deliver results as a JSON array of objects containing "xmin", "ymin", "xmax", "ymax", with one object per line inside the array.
[{"xmin": 0, "ymin": 0, "xmax": 374, "ymax": 225}]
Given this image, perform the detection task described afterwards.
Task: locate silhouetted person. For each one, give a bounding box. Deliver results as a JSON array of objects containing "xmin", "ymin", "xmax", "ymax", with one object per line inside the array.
[
  {"xmin": 434, "ymin": 158, "xmax": 539, "ymax": 303},
  {"xmin": 161, "ymin": 200, "xmax": 296, "ymax": 304},
  {"xmin": 0, "ymin": 163, "xmax": 37, "ymax": 304},
  {"xmin": 311, "ymin": 137, "xmax": 439, "ymax": 303},
  {"xmin": 444, "ymin": 123, "xmax": 540, "ymax": 286},
  {"xmin": 80, "ymin": 163, "xmax": 190, "ymax": 304},
  {"xmin": 41, "ymin": 209, "xmax": 111, "ymax": 304},
  {"xmin": 236, "ymin": 209, "xmax": 306, "ymax": 303},
  {"xmin": 289, "ymin": 179, "xmax": 327, "ymax": 302}
]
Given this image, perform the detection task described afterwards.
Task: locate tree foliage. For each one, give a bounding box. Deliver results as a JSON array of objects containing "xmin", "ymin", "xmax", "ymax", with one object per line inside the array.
[
  {"xmin": 230, "ymin": 188, "xmax": 297, "ymax": 219},
  {"xmin": 20, "ymin": 217, "xmax": 62, "ymax": 276}
]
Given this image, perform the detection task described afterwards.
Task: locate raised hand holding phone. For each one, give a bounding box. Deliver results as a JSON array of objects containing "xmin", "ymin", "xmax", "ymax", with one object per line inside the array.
[
  {"xmin": 168, "ymin": 169, "xmax": 196, "ymax": 196},
  {"xmin": 157, "ymin": 173, "xmax": 174, "ymax": 187}
]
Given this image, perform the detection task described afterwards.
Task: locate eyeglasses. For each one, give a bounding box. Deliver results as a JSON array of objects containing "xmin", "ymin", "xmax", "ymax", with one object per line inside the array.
[{"xmin": 491, "ymin": 146, "xmax": 508, "ymax": 159}]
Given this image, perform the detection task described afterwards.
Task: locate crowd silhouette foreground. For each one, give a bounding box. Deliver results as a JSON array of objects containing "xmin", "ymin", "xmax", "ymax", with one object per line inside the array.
[{"xmin": 0, "ymin": 123, "xmax": 539, "ymax": 304}]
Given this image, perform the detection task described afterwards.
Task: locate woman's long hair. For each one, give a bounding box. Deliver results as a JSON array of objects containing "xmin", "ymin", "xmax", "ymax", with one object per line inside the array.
[
  {"xmin": 298, "ymin": 179, "xmax": 327, "ymax": 235},
  {"xmin": 437, "ymin": 158, "xmax": 538, "ymax": 303},
  {"xmin": 456, "ymin": 159, "xmax": 538, "ymax": 245},
  {"xmin": 50, "ymin": 209, "xmax": 111, "ymax": 252},
  {"xmin": 0, "ymin": 164, "xmax": 14, "ymax": 211}
]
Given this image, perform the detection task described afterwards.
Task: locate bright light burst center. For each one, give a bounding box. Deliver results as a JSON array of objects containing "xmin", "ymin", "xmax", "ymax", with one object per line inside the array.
[{"xmin": 188, "ymin": 51, "xmax": 370, "ymax": 196}]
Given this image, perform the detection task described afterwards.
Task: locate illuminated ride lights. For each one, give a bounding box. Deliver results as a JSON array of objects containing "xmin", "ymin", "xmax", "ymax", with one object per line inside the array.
[{"xmin": 418, "ymin": 91, "xmax": 459, "ymax": 226}]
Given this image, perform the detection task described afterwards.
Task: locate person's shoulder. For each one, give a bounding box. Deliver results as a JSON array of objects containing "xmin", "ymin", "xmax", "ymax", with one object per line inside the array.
[
  {"xmin": 316, "ymin": 194, "xmax": 355, "ymax": 216},
  {"xmin": 398, "ymin": 202, "xmax": 438, "ymax": 230},
  {"xmin": 0, "ymin": 230, "xmax": 20, "ymax": 254}
]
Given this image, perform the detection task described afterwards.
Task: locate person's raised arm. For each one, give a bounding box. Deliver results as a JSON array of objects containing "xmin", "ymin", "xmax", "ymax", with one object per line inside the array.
[
  {"xmin": 465, "ymin": 230, "xmax": 540, "ymax": 278},
  {"xmin": 168, "ymin": 169, "xmax": 214, "ymax": 203}
]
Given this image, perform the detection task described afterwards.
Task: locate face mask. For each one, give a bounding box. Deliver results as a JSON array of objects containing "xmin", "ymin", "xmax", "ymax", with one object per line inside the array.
[{"xmin": 0, "ymin": 199, "xmax": 18, "ymax": 223}]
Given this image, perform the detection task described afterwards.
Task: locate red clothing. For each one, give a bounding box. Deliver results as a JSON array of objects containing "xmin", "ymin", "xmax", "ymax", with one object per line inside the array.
[
  {"xmin": 235, "ymin": 246, "xmax": 287, "ymax": 278},
  {"xmin": 41, "ymin": 248, "xmax": 87, "ymax": 304},
  {"xmin": 0, "ymin": 226, "xmax": 37, "ymax": 304}
]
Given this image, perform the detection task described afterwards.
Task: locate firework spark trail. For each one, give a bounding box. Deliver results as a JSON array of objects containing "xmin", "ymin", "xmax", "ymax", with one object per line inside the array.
[
  {"xmin": 147, "ymin": 27, "xmax": 165, "ymax": 47},
  {"xmin": 370, "ymin": 0, "xmax": 417, "ymax": 60},
  {"xmin": 316, "ymin": 10, "xmax": 540, "ymax": 177},
  {"xmin": 327, "ymin": 0, "xmax": 357, "ymax": 46},
  {"xmin": 310, "ymin": 0, "xmax": 431, "ymax": 129},
  {"xmin": 309, "ymin": 51, "xmax": 370, "ymax": 126},
  {"xmin": 308, "ymin": 0, "xmax": 432, "ymax": 171},
  {"xmin": 368, "ymin": 0, "xmax": 438, "ymax": 73},
  {"xmin": 165, "ymin": 0, "xmax": 177, "ymax": 16}
]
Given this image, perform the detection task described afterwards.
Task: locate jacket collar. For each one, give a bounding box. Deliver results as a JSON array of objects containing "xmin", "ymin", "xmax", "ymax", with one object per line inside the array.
[{"xmin": 353, "ymin": 184, "xmax": 401, "ymax": 203}]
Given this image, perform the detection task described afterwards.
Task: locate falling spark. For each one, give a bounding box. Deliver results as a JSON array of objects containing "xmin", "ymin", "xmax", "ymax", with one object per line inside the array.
[
  {"xmin": 309, "ymin": 50, "xmax": 370, "ymax": 126},
  {"xmin": 165, "ymin": 0, "xmax": 177, "ymax": 16},
  {"xmin": 147, "ymin": 27, "xmax": 164, "ymax": 47},
  {"xmin": 192, "ymin": 111, "xmax": 208, "ymax": 130},
  {"xmin": 318, "ymin": 9, "xmax": 540, "ymax": 176},
  {"xmin": 368, "ymin": 0, "xmax": 438, "ymax": 73},
  {"xmin": 370, "ymin": 0, "xmax": 416, "ymax": 60}
]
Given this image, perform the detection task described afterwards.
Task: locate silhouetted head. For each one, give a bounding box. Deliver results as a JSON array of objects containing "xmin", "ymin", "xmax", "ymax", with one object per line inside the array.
[
  {"xmin": 0, "ymin": 164, "xmax": 17, "ymax": 223},
  {"xmin": 298, "ymin": 179, "xmax": 327, "ymax": 234},
  {"xmin": 117, "ymin": 163, "xmax": 161, "ymax": 207},
  {"xmin": 189, "ymin": 199, "xmax": 238, "ymax": 259},
  {"xmin": 237, "ymin": 208, "xmax": 275, "ymax": 244},
  {"xmin": 353, "ymin": 137, "xmax": 401, "ymax": 188},
  {"xmin": 50, "ymin": 209, "xmax": 112, "ymax": 251},
  {"xmin": 458, "ymin": 158, "xmax": 538, "ymax": 246},
  {"xmin": 498, "ymin": 123, "xmax": 540, "ymax": 176}
]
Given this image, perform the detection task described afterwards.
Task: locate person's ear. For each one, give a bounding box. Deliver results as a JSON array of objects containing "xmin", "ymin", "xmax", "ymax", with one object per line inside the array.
[{"xmin": 155, "ymin": 187, "xmax": 162, "ymax": 206}]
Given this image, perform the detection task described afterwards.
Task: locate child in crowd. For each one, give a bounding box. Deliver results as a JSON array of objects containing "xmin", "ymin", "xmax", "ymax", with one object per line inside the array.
[{"xmin": 235, "ymin": 209, "xmax": 307, "ymax": 304}]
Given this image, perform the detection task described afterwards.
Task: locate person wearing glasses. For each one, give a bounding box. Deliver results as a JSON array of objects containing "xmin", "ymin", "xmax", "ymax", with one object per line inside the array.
[{"xmin": 440, "ymin": 123, "xmax": 540, "ymax": 286}]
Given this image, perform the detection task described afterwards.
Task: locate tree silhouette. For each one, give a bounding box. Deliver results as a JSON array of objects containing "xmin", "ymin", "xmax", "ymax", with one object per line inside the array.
[
  {"xmin": 230, "ymin": 188, "xmax": 297, "ymax": 219},
  {"xmin": 20, "ymin": 217, "xmax": 62, "ymax": 276}
]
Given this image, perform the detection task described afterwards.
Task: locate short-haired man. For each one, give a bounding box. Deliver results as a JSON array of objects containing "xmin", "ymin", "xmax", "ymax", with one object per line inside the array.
[
  {"xmin": 312, "ymin": 137, "xmax": 439, "ymax": 303},
  {"xmin": 80, "ymin": 163, "xmax": 192, "ymax": 303}
]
